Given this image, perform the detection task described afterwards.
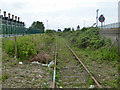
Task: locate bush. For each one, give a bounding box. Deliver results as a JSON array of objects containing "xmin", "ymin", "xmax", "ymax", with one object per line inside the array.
[
  {"xmin": 79, "ymin": 28, "xmax": 104, "ymax": 49},
  {"xmin": 80, "ymin": 27, "xmax": 88, "ymax": 32},
  {"xmin": 63, "ymin": 28, "xmax": 71, "ymax": 32},
  {"xmin": 2, "ymin": 34, "xmax": 55, "ymax": 61},
  {"xmin": 60, "ymin": 27, "xmax": 120, "ymax": 61},
  {"xmin": 60, "ymin": 27, "xmax": 105, "ymax": 49}
]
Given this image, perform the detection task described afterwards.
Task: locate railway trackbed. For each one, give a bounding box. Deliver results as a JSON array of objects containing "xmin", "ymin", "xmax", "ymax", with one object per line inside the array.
[
  {"xmin": 52, "ymin": 36, "xmax": 102, "ymax": 88},
  {"xmin": 2, "ymin": 34, "xmax": 118, "ymax": 88}
]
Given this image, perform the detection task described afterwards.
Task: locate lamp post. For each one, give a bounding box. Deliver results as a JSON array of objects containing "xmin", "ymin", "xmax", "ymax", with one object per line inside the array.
[{"xmin": 96, "ymin": 9, "xmax": 99, "ymax": 27}]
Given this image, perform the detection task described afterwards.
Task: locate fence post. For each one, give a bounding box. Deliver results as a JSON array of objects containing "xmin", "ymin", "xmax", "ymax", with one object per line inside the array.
[
  {"xmin": 14, "ymin": 16, "xmax": 17, "ymax": 58},
  {"xmin": 14, "ymin": 35, "xmax": 17, "ymax": 58}
]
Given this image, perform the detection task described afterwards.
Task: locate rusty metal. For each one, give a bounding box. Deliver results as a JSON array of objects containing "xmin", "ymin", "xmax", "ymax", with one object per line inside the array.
[
  {"xmin": 52, "ymin": 35, "xmax": 57, "ymax": 89},
  {"xmin": 62, "ymin": 38, "xmax": 102, "ymax": 88}
]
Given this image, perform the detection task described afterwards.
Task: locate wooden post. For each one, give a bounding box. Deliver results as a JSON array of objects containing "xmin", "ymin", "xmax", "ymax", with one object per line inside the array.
[{"xmin": 15, "ymin": 36, "xmax": 17, "ymax": 58}]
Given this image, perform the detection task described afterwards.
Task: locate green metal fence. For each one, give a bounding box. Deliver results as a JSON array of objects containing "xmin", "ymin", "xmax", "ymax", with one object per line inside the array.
[{"xmin": 0, "ymin": 11, "xmax": 44, "ymax": 37}]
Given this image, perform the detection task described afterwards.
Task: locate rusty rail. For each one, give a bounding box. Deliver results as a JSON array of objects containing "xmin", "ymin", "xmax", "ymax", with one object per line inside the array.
[
  {"xmin": 62, "ymin": 38, "xmax": 102, "ymax": 88},
  {"xmin": 52, "ymin": 35, "xmax": 57, "ymax": 88}
]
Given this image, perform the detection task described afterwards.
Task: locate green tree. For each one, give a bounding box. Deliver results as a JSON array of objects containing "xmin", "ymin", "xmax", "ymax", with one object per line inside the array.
[
  {"xmin": 63, "ymin": 28, "xmax": 71, "ymax": 32},
  {"xmin": 29, "ymin": 21, "xmax": 45, "ymax": 32}
]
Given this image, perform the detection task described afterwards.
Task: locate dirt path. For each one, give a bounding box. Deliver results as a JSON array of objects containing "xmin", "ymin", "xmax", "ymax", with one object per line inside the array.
[{"xmin": 56, "ymin": 37, "xmax": 91, "ymax": 88}]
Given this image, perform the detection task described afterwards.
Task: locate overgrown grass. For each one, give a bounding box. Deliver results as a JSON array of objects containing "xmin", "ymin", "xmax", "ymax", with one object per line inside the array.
[
  {"xmin": 2, "ymin": 74, "xmax": 9, "ymax": 82},
  {"xmin": 2, "ymin": 34, "xmax": 55, "ymax": 61},
  {"xmin": 58, "ymin": 27, "xmax": 120, "ymax": 88},
  {"xmin": 59, "ymin": 27, "xmax": 119, "ymax": 62}
]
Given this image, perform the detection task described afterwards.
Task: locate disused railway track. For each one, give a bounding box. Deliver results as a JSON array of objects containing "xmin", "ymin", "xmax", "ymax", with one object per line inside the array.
[
  {"xmin": 62, "ymin": 38, "xmax": 102, "ymax": 88},
  {"xmin": 52, "ymin": 36, "xmax": 102, "ymax": 88}
]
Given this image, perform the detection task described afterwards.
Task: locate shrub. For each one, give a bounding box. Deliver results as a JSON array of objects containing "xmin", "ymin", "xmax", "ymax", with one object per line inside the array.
[
  {"xmin": 60, "ymin": 27, "xmax": 120, "ymax": 62},
  {"xmin": 75, "ymin": 27, "xmax": 105, "ymax": 49},
  {"xmin": 2, "ymin": 34, "xmax": 55, "ymax": 61}
]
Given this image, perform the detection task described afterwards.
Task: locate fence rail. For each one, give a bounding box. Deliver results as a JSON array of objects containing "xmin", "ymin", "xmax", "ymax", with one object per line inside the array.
[{"xmin": 98, "ymin": 22, "xmax": 120, "ymax": 29}]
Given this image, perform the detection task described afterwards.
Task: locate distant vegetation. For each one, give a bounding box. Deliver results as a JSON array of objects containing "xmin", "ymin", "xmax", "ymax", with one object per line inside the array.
[
  {"xmin": 46, "ymin": 29, "xmax": 56, "ymax": 33},
  {"xmin": 29, "ymin": 21, "xmax": 45, "ymax": 33},
  {"xmin": 63, "ymin": 27, "xmax": 71, "ymax": 32}
]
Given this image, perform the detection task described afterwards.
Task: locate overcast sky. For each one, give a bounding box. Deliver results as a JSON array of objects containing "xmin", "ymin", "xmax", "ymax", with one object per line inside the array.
[{"xmin": 0, "ymin": 0, "xmax": 119, "ymax": 30}]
